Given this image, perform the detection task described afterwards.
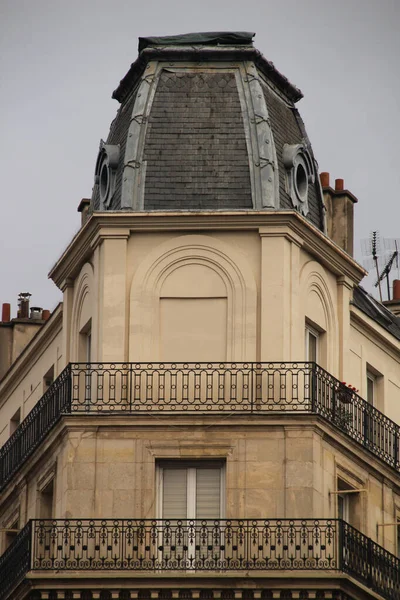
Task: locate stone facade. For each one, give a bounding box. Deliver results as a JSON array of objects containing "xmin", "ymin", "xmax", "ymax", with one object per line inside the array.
[{"xmin": 1, "ymin": 33, "xmax": 400, "ymax": 600}]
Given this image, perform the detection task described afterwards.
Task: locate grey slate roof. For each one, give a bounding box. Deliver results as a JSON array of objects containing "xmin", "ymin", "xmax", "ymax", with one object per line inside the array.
[
  {"xmin": 352, "ymin": 286, "xmax": 400, "ymax": 341},
  {"xmin": 143, "ymin": 71, "xmax": 252, "ymax": 211},
  {"xmin": 89, "ymin": 33, "xmax": 325, "ymax": 231},
  {"xmin": 261, "ymin": 82, "xmax": 323, "ymax": 230}
]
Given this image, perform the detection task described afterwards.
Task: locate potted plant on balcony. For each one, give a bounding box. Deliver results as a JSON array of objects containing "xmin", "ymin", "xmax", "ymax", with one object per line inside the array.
[{"xmin": 337, "ymin": 382, "xmax": 358, "ymax": 404}]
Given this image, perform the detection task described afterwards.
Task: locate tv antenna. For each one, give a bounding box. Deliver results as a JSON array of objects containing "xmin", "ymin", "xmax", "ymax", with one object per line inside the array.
[
  {"xmin": 374, "ymin": 244, "xmax": 398, "ymax": 301},
  {"xmin": 361, "ymin": 232, "xmax": 383, "ymax": 301},
  {"xmin": 361, "ymin": 233, "xmax": 400, "ymax": 302}
]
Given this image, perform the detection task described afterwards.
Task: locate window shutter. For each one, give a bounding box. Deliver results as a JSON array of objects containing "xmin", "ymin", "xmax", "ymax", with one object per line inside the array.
[
  {"xmin": 196, "ymin": 468, "xmax": 221, "ymax": 519},
  {"xmin": 163, "ymin": 469, "xmax": 187, "ymax": 519}
]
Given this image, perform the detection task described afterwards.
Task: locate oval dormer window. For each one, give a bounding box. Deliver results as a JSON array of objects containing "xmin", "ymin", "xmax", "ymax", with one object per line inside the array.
[
  {"xmin": 283, "ymin": 143, "xmax": 315, "ymax": 216},
  {"xmin": 94, "ymin": 141, "xmax": 120, "ymax": 209}
]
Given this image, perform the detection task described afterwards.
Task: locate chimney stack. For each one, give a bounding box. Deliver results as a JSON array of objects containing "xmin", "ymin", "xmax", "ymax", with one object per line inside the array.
[
  {"xmin": 77, "ymin": 198, "xmax": 91, "ymax": 227},
  {"xmin": 320, "ymin": 173, "xmax": 358, "ymax": 256},
  {"xmin": 18, "ymin": 292, "xmax": 31, "ymax": 318},
  {"xmin": 1, "ymin": 303, "xmax": 11, "ymax": 323},
  {"xmin": 384, "ymin": 279, "xmax": 400, "ymax": 316}
]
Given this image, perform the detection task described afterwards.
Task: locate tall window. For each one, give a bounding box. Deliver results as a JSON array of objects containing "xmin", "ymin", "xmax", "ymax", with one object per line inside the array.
[
  {"xmin": 9, "ymin": 408, "xmax": 21, "ymax": 436},
  {"xmin": 43, "ymin": 365, "xmax": 55, "ymax": 393},
  {"xmin": 4, "ymin": 519, "xmax": 19, "ymax": 550},
  {"xmin": 366, "ymin": 371, "xmax": 375, "ymax": 406},
  {"xmin": 158, "ymin": 461, "xmax": 224, "ymax": 520},
  {"xmin": 305, "ymin": 325, "xmax": 319, "ymax": 363},
  {"xmin": 337, "ymin": 478, "xmax": 360, "ymax": 528},
  {"xmin": 38, "ymin": 479, "xmax": 54, "ymax": 519}
]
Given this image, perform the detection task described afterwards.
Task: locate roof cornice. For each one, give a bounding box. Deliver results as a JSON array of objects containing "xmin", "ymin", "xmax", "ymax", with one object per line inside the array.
[
  {"xmin": 49, "ymin": 211, "xmax": 366, "ymax": 289},
  {"xmin": 113, "ymin": 46, "xmax": 302, "ymax": 104}
]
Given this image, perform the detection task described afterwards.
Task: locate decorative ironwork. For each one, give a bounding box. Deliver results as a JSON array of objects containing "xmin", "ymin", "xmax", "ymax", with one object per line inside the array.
[
  {"xmin": 0, "ymin": 520, "xmax": 31, "ymax": 600},
  {"xmin": 31, "ymin": 518, "xmax": 337, "ymax": 571},
  {"xmin": 0, "ymin": 365, "xmax": 71, "ymax": 490},
  {"xmin": 1, "ymin": 362, "xmax": 400, "ymax": 491},
  {"xmin": 341, "ymin": 521, "xmax": 400, "ymax": 600},
  {"xmin": 2, "ymin": 518, "xmax": 400, "ymax": 600}
]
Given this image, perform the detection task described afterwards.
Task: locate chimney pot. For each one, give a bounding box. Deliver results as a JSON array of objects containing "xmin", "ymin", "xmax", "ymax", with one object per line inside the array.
[
  {"xmin": 393, "ymin": 280, "xmax": 400, "ymax": 301},
  {"xmin": 320, "ymin": 172, "xmax": 330, "ymax": 187},
  {"xmin": 18, "ymin": 292, "xmax": 31, "ymax": 319},
  {"xmin": 30, "ymin": 307, "xmax": 43, "ymax": 320},
  {"xmin": 42, "ymin": 309, "xmax": 51, "ymax": 321},
  {"xmin": 1, "ymin": 303, "xmax": 11, "ymax": 323},
  {"xmin": 335, "ymin": 178, "xmax": 344, "ymax": 192}
]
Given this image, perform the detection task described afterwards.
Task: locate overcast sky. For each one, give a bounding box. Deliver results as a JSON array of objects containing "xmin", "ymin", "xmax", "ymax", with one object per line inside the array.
[{"xmin": 1, "ymin": 0, "xmax": 399, "ymax": 316}]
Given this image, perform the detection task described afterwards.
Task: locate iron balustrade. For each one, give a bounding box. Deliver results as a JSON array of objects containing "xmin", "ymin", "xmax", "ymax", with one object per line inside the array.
[
  {"xmin": 1, "ymin": 362, "xmax": 400, "ymax": 491},
  {"xmin": 0, "ymin": 520, "xmax": 31, "ymax": 600},
  {"xmin": 1, "ymin": 518, "xmax": 399, "ymax": 600}
]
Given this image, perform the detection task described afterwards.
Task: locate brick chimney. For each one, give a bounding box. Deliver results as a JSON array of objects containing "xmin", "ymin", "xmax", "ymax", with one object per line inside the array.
[
  {"xmin": 383, "ymin": 279, "xmax": 400, "ymax": 317},
  {"xmin": 77, "ymin": 198, "xmax": 91, "ymax": 227},
  {"xmin": 320, "ymin": 173, "xmax": 358, "ymax": 256},
  {"xmin": 0, "ymin": 294, "xmax": 48, "ymax": 380}
]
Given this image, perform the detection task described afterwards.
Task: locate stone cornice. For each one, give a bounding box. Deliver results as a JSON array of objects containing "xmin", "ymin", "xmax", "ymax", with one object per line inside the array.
[
  {"xmin": 49, "ymin": 211, "xmax": 366, "ymax": 289},
  {"xmin": 0, "ymin": 304, "xmax": 63, "ymax": 407},
  {"xmin": 113, "ymin": 46, "xmax": 303, "ymax": 104}
]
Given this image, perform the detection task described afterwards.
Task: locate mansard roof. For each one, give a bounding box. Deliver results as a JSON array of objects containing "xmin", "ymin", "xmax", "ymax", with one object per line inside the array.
[{"xmin": 90, "ymin": 32, "xmax": 325, "ymax": 231}]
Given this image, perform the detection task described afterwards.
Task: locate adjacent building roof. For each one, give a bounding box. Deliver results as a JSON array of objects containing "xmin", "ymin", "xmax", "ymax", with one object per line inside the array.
[{"xmin": 352, "ymin": 285, "xmax": 400, "ymax": 341}]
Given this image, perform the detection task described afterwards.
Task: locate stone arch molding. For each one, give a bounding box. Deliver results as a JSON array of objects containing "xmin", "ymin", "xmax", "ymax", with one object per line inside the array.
[
  {"xmin": 299, "ymin": 260, "xmax": 338, "ymax": 372},
  {"xmin": 70, "ymin": 262, "xmax": 94, "ymax": 361},
  {"xmin": 129, "ymin": 235, "xmax": 257, "ymax": 361}
]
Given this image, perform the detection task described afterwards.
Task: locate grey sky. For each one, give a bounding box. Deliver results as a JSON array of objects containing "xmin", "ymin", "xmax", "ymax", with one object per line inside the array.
[{"xmin": 1, "ymin": 0, "xmax": 399, "ymax": 315}]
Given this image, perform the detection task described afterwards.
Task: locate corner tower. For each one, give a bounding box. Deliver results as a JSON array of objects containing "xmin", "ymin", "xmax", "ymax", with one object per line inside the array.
[{"xmin": 91, "ymin": 32, "xmax": 325, "ymax": 229}]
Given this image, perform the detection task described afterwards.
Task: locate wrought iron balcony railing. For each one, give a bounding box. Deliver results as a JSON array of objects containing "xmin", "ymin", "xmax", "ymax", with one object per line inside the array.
[
  {"xmin": 0, "ymin": 362, "xmax": 399, "ymax": 490},
  {"xmin": 0, "ymin": 518, "xmax": 399, "ymax": 600}
]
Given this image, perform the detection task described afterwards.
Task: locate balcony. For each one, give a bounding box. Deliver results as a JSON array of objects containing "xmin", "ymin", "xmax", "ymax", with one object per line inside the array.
[
  {"xmin": 0, "ymin": 362, "xmax": 399, "ymax": 491},
  {"xmin": 0, "ymin": 518, "xmax": 399, "ymax": 600}
]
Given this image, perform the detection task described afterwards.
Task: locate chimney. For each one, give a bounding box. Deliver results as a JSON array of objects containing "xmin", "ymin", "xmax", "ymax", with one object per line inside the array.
[
  {"xmin": 42, "ymin": 309, "xmax": 51, "ymax": 321},
  {"xmin": 320, "ymin": 173, "xmax": 358, "ymax": 256},
  {"xmin": 77, "ymin": 198, "xmax": 91, "ymax": 227},
  {"xmin": 383, "ymin": 279, "xmax": 400, "ymax": 317},
  {"xmin": 1, "ymin": 303, "xmax": 11, "ymax": 323},
  {"xmin": 30, "ymin": 306, "xmax": 43, "ymax": 320},
  {"xmin": 18, "ymin": 292, "xmax": 31, "ymax": 319}
]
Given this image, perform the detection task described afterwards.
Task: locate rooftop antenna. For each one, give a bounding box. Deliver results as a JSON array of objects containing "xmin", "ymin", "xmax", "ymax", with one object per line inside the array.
[
  {"xmin": 374, "ymin": 249, "xmax": 398, "ymax": 300},
  {"xmin": 361, "ymin": 231, "xmax": 383, "ymax": 302}
]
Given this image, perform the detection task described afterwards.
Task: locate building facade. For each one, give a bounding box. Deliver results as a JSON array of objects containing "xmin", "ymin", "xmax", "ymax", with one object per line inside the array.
[{"xmin": 1, "ymin": 32, "xmax": 400, "ymax": 600}]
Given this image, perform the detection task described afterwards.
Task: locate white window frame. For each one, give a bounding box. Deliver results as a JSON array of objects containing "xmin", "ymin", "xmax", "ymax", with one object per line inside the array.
[
  {"xmin": 156, "ymin": 460, "xmax": 225, "ymax": 520},
  {"xmin": 366, "ymin": 371, "xmax": 375, "ymax": 406},
  {"xmin": 337, "ymin": 492, "xmax": 350, "ymax": 522},
  {"xmin": 305, "ymin": 324, "xmax": 319, "ymax": 363}
]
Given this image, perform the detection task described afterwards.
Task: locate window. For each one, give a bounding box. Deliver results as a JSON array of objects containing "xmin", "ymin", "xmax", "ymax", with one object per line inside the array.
[
  {"xmin": 4, "ymin": 519, "xmax": 19, "ymax": 550},
  {"xmin": 336, "ymin": 478, "xmax": 361, "ymax": 528},
  {"xmin": 337, "ymin": 490, "xmax": 349, "ymax": 522},
  {"xmin": 158, "ymin": 460, "xmax": 224, "ymax": 520},
  {"xmin": 78, "ymin": 320, "xmax": 92, "ymax": 363},
  {"xmin": 43, "ymin": 365, "xmax": 55, "ymax": 393},
  {"xmin": 366, "ymin": 372, "xmax": 375, "ymax": 406},
  {"xmin": 38, "ymin": 479, "xmax": 54, "ymax": 519},
  {"xmin": 305, "ymin": 325, "xmax": 319, "ymax": 363},
  {"xmin": 9, "ymin": 407, "xmax": 21, "ymax": 436}
]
